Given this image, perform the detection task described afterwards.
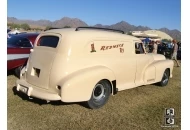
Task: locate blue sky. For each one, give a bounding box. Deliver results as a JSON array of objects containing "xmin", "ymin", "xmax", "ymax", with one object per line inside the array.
[{"xmin": 7, "ymin": 0, "xmax": 181, "ymax": 30}]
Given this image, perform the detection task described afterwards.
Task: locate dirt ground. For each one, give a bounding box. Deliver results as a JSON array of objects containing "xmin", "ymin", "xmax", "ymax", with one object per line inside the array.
[{"xmin": 7, "ymin": 66, "xmax": 181, "ymax": 130}]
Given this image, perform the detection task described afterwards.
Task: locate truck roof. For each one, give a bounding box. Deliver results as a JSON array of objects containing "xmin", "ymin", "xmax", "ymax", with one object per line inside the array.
[{"xmin": 43, "ymin": 27, "xmax": 141, "ymax": 42}]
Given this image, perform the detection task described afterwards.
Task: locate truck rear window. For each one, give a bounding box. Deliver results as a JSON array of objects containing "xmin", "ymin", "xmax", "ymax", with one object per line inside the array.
[{"xmin": 37, "ymin": 36, "xmax": 59, "ymax": 48}]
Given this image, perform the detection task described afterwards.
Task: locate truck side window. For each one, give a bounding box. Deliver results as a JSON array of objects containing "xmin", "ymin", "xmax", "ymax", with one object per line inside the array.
[{"xmin": 135, "ymin": 42, "xmax": 145, "ymax": 54}]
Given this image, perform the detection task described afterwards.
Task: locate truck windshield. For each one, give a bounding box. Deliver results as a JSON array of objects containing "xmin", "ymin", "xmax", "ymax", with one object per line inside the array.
[{"xmin": 37, "ymin": 36, "xmax": 59, "ymax": 48}]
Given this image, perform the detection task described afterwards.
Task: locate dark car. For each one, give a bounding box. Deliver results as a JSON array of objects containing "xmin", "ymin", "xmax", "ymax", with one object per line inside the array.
[
  {"xmin": 7, "ymin": 29, "xmax": 12, "ymax": 38},
  {"xmin": 7, "ymin": 29, "xmax": 11, "ymax": 33},
  {"xmin": 157, "ymin": 42, "xmax": 181, "ymax": 60},
  {"xmin": 157, "ymin": 42, "xmax": 173, "ymax": 59},
  {"xmin": 7, "ymin": 33, "xmax": 39, "ymax": 77}
]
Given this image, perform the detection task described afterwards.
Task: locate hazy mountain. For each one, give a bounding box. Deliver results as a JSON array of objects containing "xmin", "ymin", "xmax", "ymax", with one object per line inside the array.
[
  {"xmin": 7, "ymin": 17, "xmax": 52, "ymax": 27},
  {"xmin": 53, "ymin": 17, "xmax": 88, "ymax": 27},
  {"xmin": 7, "ymin": 17, "xmax": 181, "ymax": 40},
  {"xmin": 94, "ymin": 22, "xmax": 180, "ymax": 40},
  {"xmin": 158, "ymin": 28, "xmax": 181, "ymax": 41},
  {"xmin": 95, "ymin": 21, "xmax": 151, "ymax": 32},
  {"xmin": 7, "ymin": 17, "xmax": 87, "ymax": 28}
]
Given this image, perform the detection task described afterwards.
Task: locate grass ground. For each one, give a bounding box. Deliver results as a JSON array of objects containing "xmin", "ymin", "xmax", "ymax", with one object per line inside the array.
[{"xmin": 7, "ymin": 65, "xmax": 181, "ymax": 130}]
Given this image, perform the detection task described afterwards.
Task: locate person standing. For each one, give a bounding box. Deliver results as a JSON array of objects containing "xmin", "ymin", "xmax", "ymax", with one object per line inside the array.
[
  {"xmin": 153, "ymin": 41, "xmax": 158, "ymax": 54},
  {"xmin": 171, "ymin": 39, "xmax": 180, "ymax": 67},
  {"xmin": 148, "ymin": 41, "xmax": 154, "ymax": 53},
  {"xmin": 168, "ymin": 40, "xmax": 173, "ymax": 48}
]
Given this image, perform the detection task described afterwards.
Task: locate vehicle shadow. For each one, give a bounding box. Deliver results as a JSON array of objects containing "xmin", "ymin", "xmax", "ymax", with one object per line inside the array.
[
  {"xmin": 12, "ymin": 86, "xmax": 90, "ymax": 108},
  {"xmin": 7, "ymin": 70, "xmax": 19, "ymax": 78},
  {"xmin": 7, "ymin": 70, "xmax": 14, "ymax": 76}
]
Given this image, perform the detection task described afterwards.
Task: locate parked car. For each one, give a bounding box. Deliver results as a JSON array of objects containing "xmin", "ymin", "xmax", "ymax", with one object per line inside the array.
[
  {"xmin": 157, "ymin": 42, "xmax": 181, "ymax": 60},
  {"xmin": 7, "ymin": 33, "xmax": 39, "ymax": 77},
  {"xmin": 7, "ymin": 29, "xmax": 12, "ymax": 39},
  {"xmin": 16, "ymin": 27, "xmax": 174, "ymax": 109},
  {"xmin": 157, "ymin": 42, "xmax": 173, "ymax": 59},
  {"xmin": 7, "ymin": 29, "xmax": 11, "ymax": 33}
]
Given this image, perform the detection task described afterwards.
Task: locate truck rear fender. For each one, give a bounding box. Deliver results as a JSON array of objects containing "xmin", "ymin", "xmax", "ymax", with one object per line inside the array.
[{"xmin": 58, "ymin": 66, "xmax": 116, "ymax": 102}]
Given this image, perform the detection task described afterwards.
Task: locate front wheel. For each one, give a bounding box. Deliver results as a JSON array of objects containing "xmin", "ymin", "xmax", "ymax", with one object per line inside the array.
[
  {"xmin": 158, "ymin": 69, "xmax": 170, "ymax": 87},
  {"xmin": 87, "ymin": 80, "xmax": 111, "ymax": 109}
]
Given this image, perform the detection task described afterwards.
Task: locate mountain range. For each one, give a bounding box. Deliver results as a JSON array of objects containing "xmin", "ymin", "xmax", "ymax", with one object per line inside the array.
[{"xmin": 7, "ymin": 17, "xmax": 181, "ymax": 40}]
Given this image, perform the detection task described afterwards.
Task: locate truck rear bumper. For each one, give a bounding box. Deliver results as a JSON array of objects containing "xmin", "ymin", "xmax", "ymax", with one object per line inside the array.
[{"xmin": 16, "ymin": 79, "xmax": 61, "ymax": 101}]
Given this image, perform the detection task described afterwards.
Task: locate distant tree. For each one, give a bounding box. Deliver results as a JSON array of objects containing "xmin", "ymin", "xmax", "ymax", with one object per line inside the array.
[
  {"xmin": 31, "ymin": 27, "xmax": 43, "ymax": 31},
  {"xmin": 20, "ymin": 23, "xmax": 30, "ymax": 30},
  {"xmin": 9, "ymin": 23, "xmax": 20, "ymax": 29},
  {"xmin": 63, "ymin": 26, "xmax": 71, "ymax": 28},
  {"xmin": 162, "ymin": 39, "xmax": 171, "ymax": 43},
  {"xmin": 127, "ymin": 32, "xmax": 132, "ymax": 35},
  {"xmin": 45, "ymin": 26, "xmax": 52, "ymax": 30},
  {"xmin": 7, "ymin": 23, "xmax": 12, "ymax": 27},
  {"xmin": 7, "ymin": 23, "xmax": 12, "ymax": 29}
]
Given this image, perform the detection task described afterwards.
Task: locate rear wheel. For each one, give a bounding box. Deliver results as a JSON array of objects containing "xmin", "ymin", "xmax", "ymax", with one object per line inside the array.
[
  {"xmin": 87, "ymin": 80, "xmax": 111, "ymax": 109},
  {"xmin": 158, "ymin": 69, "xmax": 170, "ymax": 87}
]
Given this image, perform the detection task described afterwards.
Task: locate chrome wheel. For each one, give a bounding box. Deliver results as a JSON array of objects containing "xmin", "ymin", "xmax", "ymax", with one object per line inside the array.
[
  {"xmin": 87, "ymin": 80, "xmax": 111, "ymax": 109},
  {"xmin": 93, "ymin": 84, "xmax": 105, "ymax": 101}
]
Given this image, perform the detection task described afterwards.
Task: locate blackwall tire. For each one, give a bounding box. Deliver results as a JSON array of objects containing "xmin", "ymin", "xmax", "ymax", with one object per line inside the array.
[
  {"xmin": 159, "ymin": 69, "xmax": 170, "ymax": 87},
  {"xmin": 87, "ymin": 80, "xmax": 111, "ymax": 109}
]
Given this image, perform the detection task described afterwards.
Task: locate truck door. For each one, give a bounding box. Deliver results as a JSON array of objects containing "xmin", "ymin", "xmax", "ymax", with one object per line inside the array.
[{"xmin": 134, "ymin": 42, "xmax": 153, "ymax": 86}]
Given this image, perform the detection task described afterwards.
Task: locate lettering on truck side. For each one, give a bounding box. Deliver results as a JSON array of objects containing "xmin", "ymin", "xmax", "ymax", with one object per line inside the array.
[{"xmin": 100, "ymin": 44, "xmax": 124, "ymax": 51}]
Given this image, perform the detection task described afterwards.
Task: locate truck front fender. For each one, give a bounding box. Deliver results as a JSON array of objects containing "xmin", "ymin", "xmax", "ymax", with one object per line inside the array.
[{"xmin": 144, "ymin": 60, "xmax": 173, "ymax": 84}]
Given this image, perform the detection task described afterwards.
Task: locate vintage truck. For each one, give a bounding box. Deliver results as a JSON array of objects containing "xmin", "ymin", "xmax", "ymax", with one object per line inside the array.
[{"xmin": 16, "ymin": 27, "xmax": 174, "ymax": 109}]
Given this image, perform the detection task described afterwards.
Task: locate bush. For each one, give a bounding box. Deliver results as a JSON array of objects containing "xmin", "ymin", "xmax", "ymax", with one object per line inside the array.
[
  {"xmin": 8, "ymin": 23, "xmax": 21, "ymax": 29},
  {"xmin": 45, "ymin": 26, "xmax": 52, "ymax": 30},
  {"xmin": 63, "ymin": 26, "xmax": 71, "ymax": 28},
  {"xmin": 162, "ymin": 39, "xmax": 171, "ymax": 43},
  {"xmin": 127, "ymin": 32, "xmax": 132, "ymax": 35},
  {"xmin": 20, "ymin": 23, "xmax": 31, "ymax": 30}
]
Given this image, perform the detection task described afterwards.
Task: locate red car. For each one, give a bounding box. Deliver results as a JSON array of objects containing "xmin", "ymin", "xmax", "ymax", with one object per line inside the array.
[{"xmin": 7, "ymin": 33, "xmax": 39, "ymax": 77}]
